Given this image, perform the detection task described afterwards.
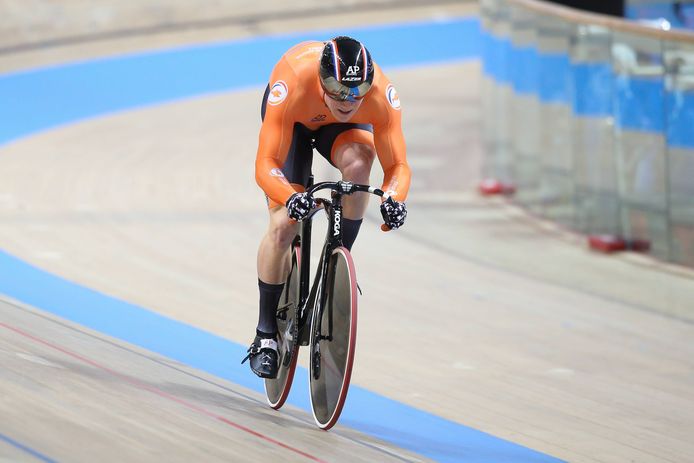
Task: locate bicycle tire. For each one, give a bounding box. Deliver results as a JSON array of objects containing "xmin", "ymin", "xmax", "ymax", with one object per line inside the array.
[
  {"xmin": 264, "ymin": 244, "xmax": 301, "ymax": 409},
  {"xmin": 308, "ymin": 246, "xmax": 358, "ymax": 430}
]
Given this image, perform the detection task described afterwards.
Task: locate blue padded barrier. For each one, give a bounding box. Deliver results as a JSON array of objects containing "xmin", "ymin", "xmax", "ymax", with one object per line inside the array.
[
  {"xmin": 667, "ymin": 91, "xmax": 694, "ymax": 148},
  {"xmin": 572, "ymin": 63, "xmax": 614, "ymax": 118},
  {"xmin": 481, "ymin": 26, "xmax": 694, "ymax": 148},
  {"xmin": 538, "ymin": 53, "xmax": 571, "ymax": 104},
  {"xmin": 512, "ymin": 46, "xmax": 539, "ymax": 94},
  {"xmin": 614, "ymin": 76, "xmax": 666, "ymax": 132}
]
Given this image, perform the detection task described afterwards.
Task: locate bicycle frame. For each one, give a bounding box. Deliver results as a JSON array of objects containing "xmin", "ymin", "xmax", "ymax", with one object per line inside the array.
[
  {"xmin": 296, "ymin": 190, "xmax": 343, "ymax": 345},
  {"xmin": 294, "ymin": 178, "xmax": 383, "ymax": 346}
]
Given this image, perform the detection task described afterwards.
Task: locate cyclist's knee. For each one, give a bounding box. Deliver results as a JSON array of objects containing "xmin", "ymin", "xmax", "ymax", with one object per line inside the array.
[
  {"xmin": 267, "ymin": 208, "xmax": 298, "ymax": 248},
  {"xmin": 336, "ymin": 143, "xmax": 375, "ymax": 181}
]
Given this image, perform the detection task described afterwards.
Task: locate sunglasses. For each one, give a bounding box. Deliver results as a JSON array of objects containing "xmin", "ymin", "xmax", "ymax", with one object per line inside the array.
[
  {"xmin": 321, "ymin": 76, "xmax": 372, "ymax": 102},
  {"xmin": 325, "ymin": 91, "xmax": 364, "ymax": 102}
]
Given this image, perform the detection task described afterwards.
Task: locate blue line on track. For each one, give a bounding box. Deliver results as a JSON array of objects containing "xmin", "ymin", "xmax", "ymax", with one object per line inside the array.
[
  {"xmin": 0, "ymin": 433, "xmax": 58, "ymax": 463},
  {"xmin": 0, "ymin": 18, "xmax": 478, "ymax": 147},
  {"xmin": 0, "ymin": 18, "xmax": 565, "ymax": 463}
]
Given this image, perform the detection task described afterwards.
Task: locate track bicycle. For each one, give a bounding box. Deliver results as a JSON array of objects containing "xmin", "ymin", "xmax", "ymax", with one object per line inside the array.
[{"xmin": 263, "ymin": 178, "xmax": 385, "ymax": 430}]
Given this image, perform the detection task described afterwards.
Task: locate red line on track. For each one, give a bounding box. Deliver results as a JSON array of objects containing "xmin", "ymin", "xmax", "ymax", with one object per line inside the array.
[{"xmin": 1, "ymin": 321, "xmax": 328, "ymax": 463}]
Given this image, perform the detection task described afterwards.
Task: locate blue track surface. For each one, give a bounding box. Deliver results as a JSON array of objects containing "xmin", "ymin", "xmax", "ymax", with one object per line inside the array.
[
  {"xmin": 0, "ymin": 18, "xmax": 564, "ymax": 463},
  {"xmin": 0, "ymin": 19, "xmax": 477, "ymax": 147}
]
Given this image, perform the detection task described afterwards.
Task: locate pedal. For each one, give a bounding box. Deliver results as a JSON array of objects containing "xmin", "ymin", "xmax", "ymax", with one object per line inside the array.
[
  {"xmin": 276, "ymin": 302, "xmax": 291, "ymax": 321},
  {"xmin": 281, "ymin": 349, "xmax": 293, "ymax": 367}
]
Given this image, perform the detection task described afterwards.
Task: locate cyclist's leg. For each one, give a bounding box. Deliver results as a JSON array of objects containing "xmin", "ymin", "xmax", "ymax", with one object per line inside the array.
[
  {"xmin": 248, "ymin": 101, "xmax": 312, "ymax": 377},
  {"xmin": 314, "ymin": 124, "xmax": 375, "ymax": 250},
  {"xmin": 256, "ymin": 206, "xmax": 298, "ymax": 332},
  {"xmin": 333, "ymin": 138, "xmax": 376, "ymax": 219},
  {"xmin": 256, "ymin": 122, "xmax": 313, "ymax": 336}
]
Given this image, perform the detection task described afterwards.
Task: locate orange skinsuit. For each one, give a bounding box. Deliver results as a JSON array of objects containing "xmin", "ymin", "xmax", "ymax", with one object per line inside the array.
[{"xmin": 255, "ymin": 41, "xmax": 411, "ymax": 208}]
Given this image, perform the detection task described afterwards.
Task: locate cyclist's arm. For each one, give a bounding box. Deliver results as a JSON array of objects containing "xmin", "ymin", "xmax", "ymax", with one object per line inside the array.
[
  {"xmin": 255, "ymin": 69, "xmax": 300, "ymax": 206},
  {"xmin": 372, "ymin": 94, "xmax": 411, "ymax": 202}
]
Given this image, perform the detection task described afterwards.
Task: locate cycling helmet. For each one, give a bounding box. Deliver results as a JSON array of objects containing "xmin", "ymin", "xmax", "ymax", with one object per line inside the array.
[{"xmin": 319, "ymin": 36, "xmax": 374, "ymax": 102}]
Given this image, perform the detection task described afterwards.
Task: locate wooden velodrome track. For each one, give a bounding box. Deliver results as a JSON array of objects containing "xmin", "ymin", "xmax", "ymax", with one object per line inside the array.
[{"xmin": 2, "ymin": 2, "xmax": 694, "ymax": 462}]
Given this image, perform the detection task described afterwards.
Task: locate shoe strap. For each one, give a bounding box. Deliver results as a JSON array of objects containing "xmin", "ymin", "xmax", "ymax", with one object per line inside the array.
[{"xmin": 259, "ymin": 338, "xmax": 278, "ymax": 351}]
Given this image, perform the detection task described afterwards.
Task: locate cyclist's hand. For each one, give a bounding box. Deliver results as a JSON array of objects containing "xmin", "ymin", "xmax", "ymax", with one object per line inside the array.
[
  {"xmin": 285, "ymin": 192, "xmax": 316, "ymax": 221},
  {"xmin": 380, "ymin": 197, "xmax": 407, "ymax": 231}
]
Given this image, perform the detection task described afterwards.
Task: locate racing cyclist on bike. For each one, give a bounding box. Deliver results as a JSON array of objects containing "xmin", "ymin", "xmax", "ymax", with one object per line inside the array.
[{"xmin": 243, "ymin": 36, "xmax": 410, "ymax": 378}]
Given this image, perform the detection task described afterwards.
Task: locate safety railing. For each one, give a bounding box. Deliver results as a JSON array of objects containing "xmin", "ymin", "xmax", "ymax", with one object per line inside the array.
[{"xmin": 480, "ymin": 0, "xmax": 694, "ymax": 268}]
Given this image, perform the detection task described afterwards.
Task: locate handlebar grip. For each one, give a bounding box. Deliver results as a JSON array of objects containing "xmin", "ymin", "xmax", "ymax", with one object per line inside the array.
[{"xmin": 367, "ymin": 186, "xmax": 385, "ymax": 196}]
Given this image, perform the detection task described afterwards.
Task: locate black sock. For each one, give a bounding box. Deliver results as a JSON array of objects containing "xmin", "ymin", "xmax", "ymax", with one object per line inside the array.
[
  {"xmin": 342, "ymin": 218, "xmax": 363, "ymax": 251},
  {"xmin": 257, "ymin": 279, "xmax": 284, "ymax": 335}
]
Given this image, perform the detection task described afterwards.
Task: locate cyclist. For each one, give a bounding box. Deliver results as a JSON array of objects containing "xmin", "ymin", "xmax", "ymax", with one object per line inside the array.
[{"xmin": 243, "ymin": 36, "xmax": 410, "ymax": 378}]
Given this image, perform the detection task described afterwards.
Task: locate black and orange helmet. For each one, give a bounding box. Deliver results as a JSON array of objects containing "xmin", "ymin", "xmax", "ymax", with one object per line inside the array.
[{"xmin": 319, "ymin": 36, "xmax": 374, "ymax": 102}]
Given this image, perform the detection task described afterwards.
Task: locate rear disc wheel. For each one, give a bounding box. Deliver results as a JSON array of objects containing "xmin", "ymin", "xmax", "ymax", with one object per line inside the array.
[{"xmin": 264, "ymin": 245, "xmax": 300, "ymax": 409}]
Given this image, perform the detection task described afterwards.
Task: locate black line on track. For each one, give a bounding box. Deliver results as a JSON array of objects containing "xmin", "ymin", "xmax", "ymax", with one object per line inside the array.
[
  {"xmin": 0, "ymin": 0, "xmax": 473, "ymax": 55},
  {"xmin": 1, "ymin": 298, "xmax": 421, "ymax": 463}
]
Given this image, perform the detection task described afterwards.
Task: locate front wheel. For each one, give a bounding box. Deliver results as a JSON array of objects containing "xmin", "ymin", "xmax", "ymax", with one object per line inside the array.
[
  {"xmin": 264, "ymin": 244, "xmax": 300, "ymax": 409},
  {"xmin": 309, "ymin": 246, "xmax": 358, "ymax": 430}
]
